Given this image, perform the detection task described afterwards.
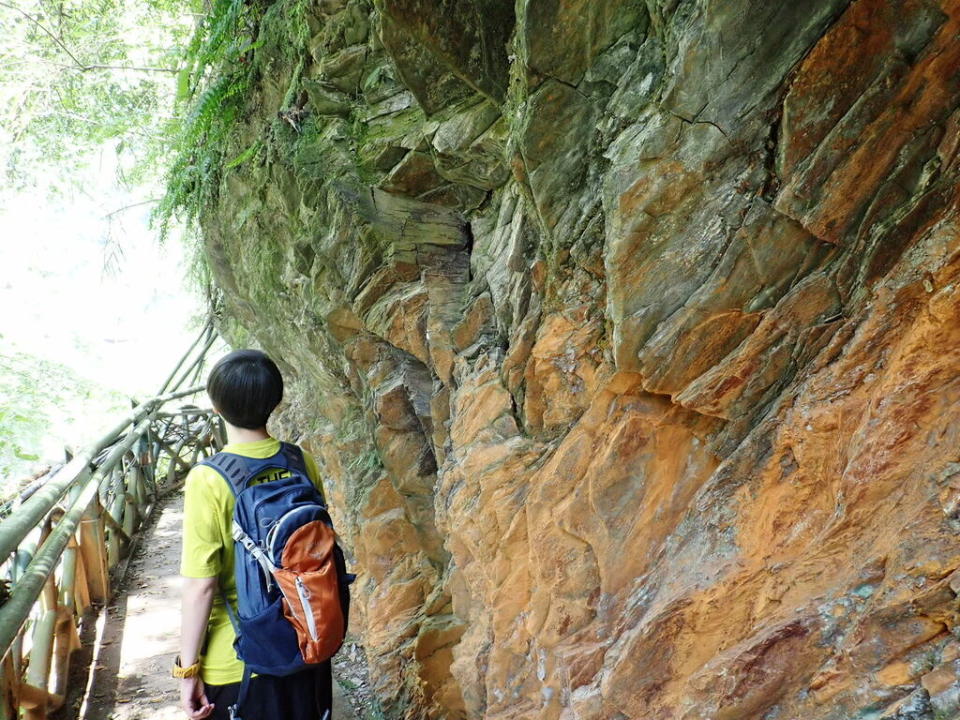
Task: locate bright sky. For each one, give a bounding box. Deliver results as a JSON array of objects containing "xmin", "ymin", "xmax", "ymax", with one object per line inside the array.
[
  {"xmin": 0, "ymin": 160, "xmax": 216, "ymax": 478},
  {"xmin": 0, "ymin": 166, "xmax": 203, "ymax": 396}
]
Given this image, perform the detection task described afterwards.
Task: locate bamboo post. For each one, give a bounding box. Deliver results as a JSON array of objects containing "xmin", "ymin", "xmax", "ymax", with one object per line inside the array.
[
  {"xmin": 122, "ymin": 460, "xmax": 137, "ymax": 541},
  {"xmin": 8, "ymin": 553, "xmax": 24, "ymax": 679},
  {"xmin": 51, "ymin": 605, "xmax": 78, "ymax": 703},
  {"xmin": 48, "ymin": 539, "xmax": 79, "ymax": 705},
  {"xmin": 142, "ymin": 425, "xmax": 157, "ymax": 498},
  {"xmin": 37, "ymin": 522, "xmax": 56, "ymax": 614},
  {"xmin": 166, "ymin": 437, "xmax": 188, "ymax": 487},
  {"xmin": 101, "ymin": 512, "xmax": 130, "ymax": 546},
  {"xmin": 0, "ymin": 653, "xmax": 18, "ymax": 720},
  {"xmin": 0, "ymin": 472, "xmax": 102, "ymax": 658},
  {"xmin": 72, "ymin": 545, "xmax": 90, "ymax": 615},
  {"xmin": 130, "ymin": 460, "xmax": 146, "ymax": 515},
  {"xmin": 24, "ymin": 605, "xmax": 56, "ymax": 719},
  {"xmin": 107, "ymin": 466, "xmax": 124, "ymax": 522},
  {"xmin": 78, "ymin": 498, "xmax": 109, "ymax": 605},
  {"xmin": 64, "ymin": 532, "xmax": 88, "ymax": 616},
  {"xmin": 46, "ymin": 494, "xmax": 79, "ymax": 704},
  {"xmin": 59, "ymin": 545, "xmax": 78, "ymax": 617},
  {"xmin": 121, "ymin": 493, "xmax": 136, "ymax": 540},
  {"xmin": 107, "ymin": 462, "xmax": 128, "ymax": 568}
]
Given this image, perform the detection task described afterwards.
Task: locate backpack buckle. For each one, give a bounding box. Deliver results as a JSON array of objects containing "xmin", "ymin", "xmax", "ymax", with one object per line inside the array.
[{"xmin": 228, "ymin": 704, "xmax": 241, "ymax": 720}]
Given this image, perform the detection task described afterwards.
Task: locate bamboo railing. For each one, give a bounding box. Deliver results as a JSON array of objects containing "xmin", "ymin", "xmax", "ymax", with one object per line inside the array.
[{"xmin": 0, "ymin": 322, "xmax": 223, "ymax": 719}]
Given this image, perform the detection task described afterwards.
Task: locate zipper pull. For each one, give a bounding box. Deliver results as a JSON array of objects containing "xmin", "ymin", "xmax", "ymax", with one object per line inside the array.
[{"xmin": 295, "ymin": 576, "xmax": 320, "ymax": 642}]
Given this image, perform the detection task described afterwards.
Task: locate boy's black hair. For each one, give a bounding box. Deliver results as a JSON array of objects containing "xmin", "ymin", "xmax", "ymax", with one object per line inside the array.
[{"xmin": 206, "ymin": 349, "xmax": 283, "ymax": 429}]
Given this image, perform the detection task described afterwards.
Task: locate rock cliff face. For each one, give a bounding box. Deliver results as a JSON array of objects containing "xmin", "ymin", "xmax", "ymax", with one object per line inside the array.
[{"xmin": 200, "ymin": 1, "xmax": 960, "ymax": 717}]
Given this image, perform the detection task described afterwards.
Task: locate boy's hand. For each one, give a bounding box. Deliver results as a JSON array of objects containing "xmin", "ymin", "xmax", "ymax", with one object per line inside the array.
[{"xmin": 180, "ymin": 676, "xmax": 214, "ymax": 719}]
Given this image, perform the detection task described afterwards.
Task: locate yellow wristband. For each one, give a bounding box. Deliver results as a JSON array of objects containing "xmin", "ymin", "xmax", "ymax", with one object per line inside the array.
[{"xmin": 172, "ymin": 656, "xmax": 200, "ymax": 679}]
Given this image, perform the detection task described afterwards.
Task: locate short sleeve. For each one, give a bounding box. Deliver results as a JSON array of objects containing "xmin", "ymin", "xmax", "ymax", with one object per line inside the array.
[
  {"xmin": 181, "ymin": 466, "xmax": 228, "ymax": 578},
  {"xmin": 302, "ymin": 451, "xmax": 326, "ymax": 502}
]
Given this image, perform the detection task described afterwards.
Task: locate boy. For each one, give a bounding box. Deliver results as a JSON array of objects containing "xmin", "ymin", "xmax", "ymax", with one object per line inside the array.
[{"xmin": 177, "ymin": 349, "xmax": 333, "ymax": 720}]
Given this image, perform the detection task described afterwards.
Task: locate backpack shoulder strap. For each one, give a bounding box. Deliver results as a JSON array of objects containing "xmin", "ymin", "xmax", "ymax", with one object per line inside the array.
[
  {"xmin": 279, "ymin": 442, "xmax": 325, "ymax": 502},
  {"xmin": 278, "ymin": 442, "xmax": 307, "ymax": 475},
  {"xmin": 197, "ymin": 452, "xmax": 249, "ymax": 498},
  {"xmin": 201, "ymin": 444, "xmax": 313, "ymax": 497}
]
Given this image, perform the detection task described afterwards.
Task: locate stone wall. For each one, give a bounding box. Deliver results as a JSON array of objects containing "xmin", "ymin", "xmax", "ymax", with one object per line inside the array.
[{"xmin": 201, "ymin": 0, "xmax": 960, "ymax": 717}]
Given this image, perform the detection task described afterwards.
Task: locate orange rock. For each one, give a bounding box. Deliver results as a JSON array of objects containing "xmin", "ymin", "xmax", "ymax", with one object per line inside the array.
[{"xmin": 200, "ymin": 0, "xmax": 960, "ymax": 717}]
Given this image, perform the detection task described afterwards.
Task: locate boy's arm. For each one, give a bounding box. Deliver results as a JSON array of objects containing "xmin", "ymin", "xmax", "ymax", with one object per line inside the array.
[
  {"xmin": 180, "ymin": 576, "xmax": 217, "ymax": 666},
  {"xmin": 179, "ymin": 468, "xmax": 223, "ymax": 719},
  {"xmin": 179, "ymin": 576, "xmax": 217, "ymax": 719}
]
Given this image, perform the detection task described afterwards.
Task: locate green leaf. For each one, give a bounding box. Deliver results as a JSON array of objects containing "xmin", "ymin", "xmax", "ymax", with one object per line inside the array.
[
  {"xmin": 226, "ymin": 141, "xmax": 262, "ymax": 169},
  {"xmin": 362, "ymin": 66, "xmax": 384, "ymax": 92},
  {"xmin": 176, "ymin": 66, "xmax": 192, "ymax": 102}
]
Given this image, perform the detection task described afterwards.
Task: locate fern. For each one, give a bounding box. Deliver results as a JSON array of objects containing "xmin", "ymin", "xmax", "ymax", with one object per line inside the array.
[
  {"xmin": 154, "ymin": 0, "xmax": 316, "ymax": 242},
  {"xmin": 227, "ymin": 140, "xmax": 263, "ymax": 169},
  {"xmin": 153, "ymin": 0, "xmax": 259, "ymax": 239}
]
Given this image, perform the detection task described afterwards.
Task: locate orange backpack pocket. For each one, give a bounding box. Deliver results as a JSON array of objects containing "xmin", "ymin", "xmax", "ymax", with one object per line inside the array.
[{"xmin": 272, "ymin": 520, "xmax": 345, "ymax": 663}]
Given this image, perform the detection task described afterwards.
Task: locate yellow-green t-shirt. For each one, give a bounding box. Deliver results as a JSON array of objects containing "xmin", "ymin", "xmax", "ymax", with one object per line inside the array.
[{"xmin": 180, "ymin": 437, "xmax": 324, "ymax": 685}]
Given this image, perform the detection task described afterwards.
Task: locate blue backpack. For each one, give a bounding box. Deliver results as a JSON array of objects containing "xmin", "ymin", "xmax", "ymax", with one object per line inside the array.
[{"xmin": 200, "ymin": 443, "xmax": 351, "ymax": 719}]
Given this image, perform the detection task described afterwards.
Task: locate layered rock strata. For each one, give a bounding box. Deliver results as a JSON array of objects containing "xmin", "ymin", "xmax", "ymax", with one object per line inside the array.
[{"xmin": 201, "ymin": 0, "xmax": 960, "ymax": 717}]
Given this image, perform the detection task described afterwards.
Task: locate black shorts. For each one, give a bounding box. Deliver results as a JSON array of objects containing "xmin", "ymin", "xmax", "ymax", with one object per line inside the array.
[{"xmin": 204, "ymin": 663, "xmax": 333, "ymax": 720}]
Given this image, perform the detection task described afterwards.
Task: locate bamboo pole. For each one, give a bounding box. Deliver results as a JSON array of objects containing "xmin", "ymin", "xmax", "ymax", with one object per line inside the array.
[
  {"xmin": 0, "ymin": 376, "xmax": 211, "ymax": 718},
  {"xmin": 0, "ymin": 653, "xmax": 17, "ymax": 720},
  {"xmin": 156, "ymin": 409, "xmax": 217, "ymax": 419},
  {"xmin": 70, "ymin": 529, "xmax": 91, "ymax": 616},
  {"xmin": 78, "ymin": 500, "xmax": 108, "ymax": 605},
  {"xmin": 120, "ymin": 456, "xmax": 138, "ymax": 537},
  {"xmin": 168, "ymin": 327, "xmax": 216, "ymax": 394},
  {"xmin": 36, "ymin": 522, "xmax": 56, "ymax": 614},
  {"xmin": 59, "ymin": 544, "xmax": 78, "ymax": 616},
  {"xmin": 166, "ymin": 436, "xmax": 188, "ymax": 487},
  {"xmin": 154, "ymin": 438, "xmax": 192, "ymax": 472},
  {"xmin": 130, "ymin": 461, "xmax": 146, "ymax": 514},
  {"xmin": 101, "ymin": 512, "xmax": 130, "ymax": 546},
  {"xmin": 51, "ymin": 605, "xmax": 78, "ymax": 702},
  {"xmin": 0, "ymin": 386, "xmax": 202, "ymax": 564},
  {"xmin": 143, "ymin": 427, "xmax": 158, "ymax": 501},
  {"xmin": 121, "ymin": 491, "xmax": 136, "ymax": 543},
  {"xmin": 157, "ymin": 318, "xmax": 212, "ymax": 395},
  {"xmin": 24, "ymin": 606, "xmax": 56, "ymax": 719},
  {"xmin": 0, "ymin": 473, "xmax": 101, "ymax": 659},
  {"xmin": 19, "ymin": 683, "xmax": 61, "ymax": 718},
  {"xmin": 7, "ymin": 554, "xmax": 24, "ymax": 680},
  {"xmin": 106, "ymin": 468, "xmax": 125, "ymax": 569}
]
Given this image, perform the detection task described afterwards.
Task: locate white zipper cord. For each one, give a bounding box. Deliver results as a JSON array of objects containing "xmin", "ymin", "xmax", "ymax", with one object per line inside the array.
[
  {"xmin": 296, "ymin": 576, "xmax": 320, "ymax": 642},
  {"xmin": 265, "ymin": 505, "xmax": 317, "ymax": 563}
]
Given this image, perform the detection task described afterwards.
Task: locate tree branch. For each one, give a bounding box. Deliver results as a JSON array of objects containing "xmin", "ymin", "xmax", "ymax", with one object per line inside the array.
[
  {"xmin": 97, "ymin": 64, "xmax": 178, "ymax": 73},
  {"xmin": 0, "ymin": 1, "xmax": 86, "ymax": 69},
  {"xmin": 0, "ymin": 2, "xmax": 178, "ymax": 74},
  {"xmin": 102, "ymin": 198, "xmax": 159, "ymax": 219},
  {"xmin": 72, "ymin": 62, "xmax": 178, "ymax": 74}
]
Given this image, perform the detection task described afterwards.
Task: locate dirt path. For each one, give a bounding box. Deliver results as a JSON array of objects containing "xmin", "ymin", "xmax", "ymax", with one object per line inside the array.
[{"xmin": 57, "ymin": 492, "xmax": 369, "ymax": 720}]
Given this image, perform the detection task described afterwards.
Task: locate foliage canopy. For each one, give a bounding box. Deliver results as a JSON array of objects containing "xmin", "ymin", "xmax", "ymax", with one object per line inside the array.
[{"xmin": 0, "ymin": 0, "xmax": 199, "ymax": 191}]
